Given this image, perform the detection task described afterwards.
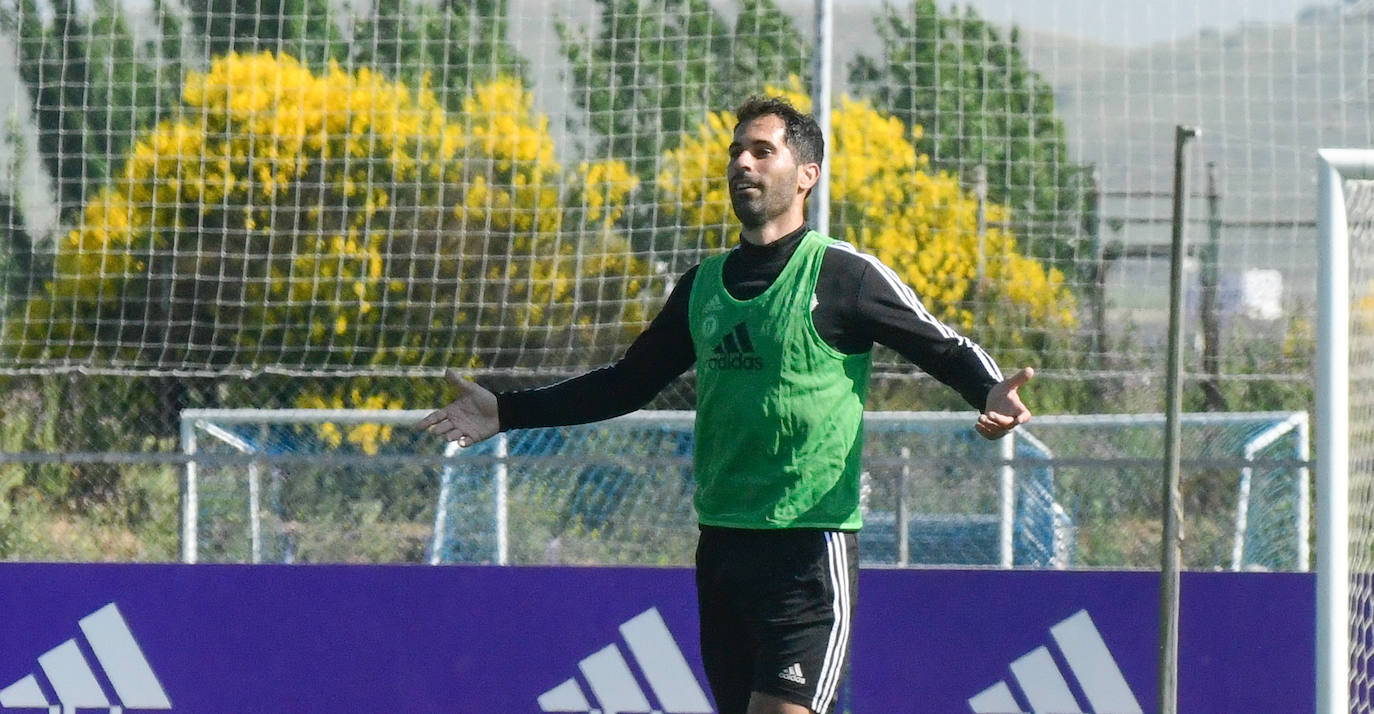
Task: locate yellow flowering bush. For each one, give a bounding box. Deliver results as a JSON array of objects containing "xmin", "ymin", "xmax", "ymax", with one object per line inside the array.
[
  {"xmin": 658, "ymin": 79, "xmax": 1075, "ymax": 348},
  {"xmin": 296, "ymin": 387, "xmax": 406, "ymax": 454},
  {"xmin": 13, "ymin": 52, "xmax": 650, "ymax": 375}
]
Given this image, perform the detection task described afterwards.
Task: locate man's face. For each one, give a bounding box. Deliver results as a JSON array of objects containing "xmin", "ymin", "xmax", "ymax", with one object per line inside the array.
[{"xmin": 727, "ymin": 114, "xmax": 802, "ymax": 229}]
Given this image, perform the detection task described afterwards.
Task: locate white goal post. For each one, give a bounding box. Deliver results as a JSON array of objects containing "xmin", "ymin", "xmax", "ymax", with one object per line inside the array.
[{"xmin": 1317, "ymin": 148, "xmax": 1374, "ymax": 714}]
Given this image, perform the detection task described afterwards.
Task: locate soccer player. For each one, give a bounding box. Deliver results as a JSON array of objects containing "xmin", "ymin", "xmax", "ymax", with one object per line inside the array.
[{"xmin": 419, "ymin": 96, "xmax": 1033, "ymax": 714}]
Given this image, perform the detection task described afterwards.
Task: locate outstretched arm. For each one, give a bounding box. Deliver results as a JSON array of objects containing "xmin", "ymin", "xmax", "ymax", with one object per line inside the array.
[
  {"xmin": 829, "ymin": 246, "xmax": 1032, "ymax": 438},
  {"xmin": 419, "ymin": 266, "xmax": 699, "ymax": 444}
]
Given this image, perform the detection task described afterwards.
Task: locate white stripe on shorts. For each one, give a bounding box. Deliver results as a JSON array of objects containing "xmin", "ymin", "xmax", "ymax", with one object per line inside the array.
[{"xmin": 811, "ymin": 532, "xmax": 851, "ymax": 713}]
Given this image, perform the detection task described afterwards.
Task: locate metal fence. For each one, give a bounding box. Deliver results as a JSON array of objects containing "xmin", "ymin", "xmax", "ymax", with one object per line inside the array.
[{"xmin": 179, "ymin": 409, "xmax": 1309, "ymax": 571}]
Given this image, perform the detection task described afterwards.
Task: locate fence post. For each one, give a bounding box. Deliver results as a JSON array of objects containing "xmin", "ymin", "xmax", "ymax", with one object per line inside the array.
[
  {"xmin": 1297, "ymin": 414, "xmax": 1311, "ymax": 572},
  {"xmin": 1086, "ymin": 167, "xmax": 1107, "ymax": 371},
  {"xmin": 428, "ymin": 440, "xmax": 462, "ymax": 566},
  {"xmin": 1160, "ymin": 124, "xmax": 1201, "ymax": 714},
  {"xmin": 898, "ymin": 446, "xmax": 911, "ymax": 567},
  {"xmin": 999, "ymin": 433, "xmax": 1016, "ymax": 568},
  {"xmin": 179, "ymin": 415, "xmax": 198, "ymax": 564},
  {"xmin": 250, "ymin": 423, "xmax": 265, "ymax": 564},
  {"xmin": 1201, "ymin": 162, "xmax": 1226, "ymax": 410},
  {"xmin": 495, "ymin": 433, "xmax": 509, "ymax": 566},
  {"xmin": 1232, "ymin": 458, "xmax": 1253, "ymax": 571}
]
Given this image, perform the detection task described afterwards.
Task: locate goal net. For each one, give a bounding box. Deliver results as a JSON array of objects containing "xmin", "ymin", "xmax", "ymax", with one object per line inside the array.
[{"xmin": 1316, "ymin": 148, "xmax": 1374, "ymax": 714}]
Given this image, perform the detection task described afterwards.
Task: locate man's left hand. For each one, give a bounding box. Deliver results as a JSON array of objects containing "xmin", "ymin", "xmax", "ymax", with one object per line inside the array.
[{"xmin": 976, "ymin": 367, "xmax": 1034, "ymax": 440}]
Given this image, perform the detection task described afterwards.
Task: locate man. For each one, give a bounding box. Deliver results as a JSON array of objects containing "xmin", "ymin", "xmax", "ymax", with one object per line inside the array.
[{"xmin": 419, "ymin": 96, "xmax": 1033, "ymax": 714}]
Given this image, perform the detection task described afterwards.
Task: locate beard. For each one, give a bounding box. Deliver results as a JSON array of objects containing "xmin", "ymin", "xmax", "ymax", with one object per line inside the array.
[{"xmin": 730, "ymin": 167, "xmax": 798, "ymax": 228}]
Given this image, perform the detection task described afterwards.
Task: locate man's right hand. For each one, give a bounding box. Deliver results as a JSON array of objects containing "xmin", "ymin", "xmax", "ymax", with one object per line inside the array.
[{"xmin": 416, "ymin": 369, "xmax": 500, "ymax": 447}]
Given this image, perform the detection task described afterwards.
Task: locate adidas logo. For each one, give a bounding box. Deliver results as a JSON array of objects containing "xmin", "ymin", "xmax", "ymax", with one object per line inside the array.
[
  {"xmin": 778, "ymin": 663, "xmax": 806, "ymax": 685},
  {"xmin": 538, "ymin": 607, "xmax": 713, "ymax": 714},
  {"xmin": 968, "ymin": 610, "xmax": 1141, "ymax": 714},
  {"xmin": 706, "ymin": 322, "xmax": 762, "ymax": 371},
  {"xmin": 0, "ymin": 602, "xmax": 171, "ymax": 713}
]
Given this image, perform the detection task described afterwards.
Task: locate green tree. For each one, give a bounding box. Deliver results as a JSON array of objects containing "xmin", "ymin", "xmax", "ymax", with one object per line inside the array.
[
  {"xmin": 558, "ymin": 0, "xmax": 809, "ymax": 266},
  {"xmin": 351, "ymin": 0, "xmax": 527, "ymax": 109},
  {"xmin": 557, "ymin": 0, "xmax": 808, "ymax": 171},
  {"xmin": 183, "ymin": 0, "xmax": 528, "ymax": 106},
  {"xmin": 848, "ymin": 1, "xmax": 1088, "ymax": 271},
  {"xmin": 0, "ymin": 0, "xmax": 193, "ymax": 506},
  {"xmin": 185, "ymin": 0, "xmax": 347, "ymax": 69},
  {"xmin": 0, "ymin": 0, "xmax": 183, "ymax": 223}
]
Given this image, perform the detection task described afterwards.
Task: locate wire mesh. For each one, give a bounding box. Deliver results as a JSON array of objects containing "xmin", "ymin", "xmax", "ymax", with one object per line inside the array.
[
  {"xmin": 179, "ymin": 410, "xmax": 1308, "ymax": 571},
  {"xmin": 1345, "ymin": 177, "xmax": 1374, "ymax": 713},
  {"xmin": 0, "ymin": 2, "xmax": 1370, "ymax": 397}
]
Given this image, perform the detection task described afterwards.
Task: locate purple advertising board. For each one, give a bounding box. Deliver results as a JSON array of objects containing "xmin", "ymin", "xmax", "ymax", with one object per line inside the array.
[{"xmin": 0, "ymin": 564, "xmax": 1311, "ymax": 713}]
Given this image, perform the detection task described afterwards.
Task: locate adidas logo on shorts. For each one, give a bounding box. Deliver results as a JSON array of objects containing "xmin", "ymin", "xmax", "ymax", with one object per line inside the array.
[{"xmin": 778, "ymin": 663, "xmax": 807, "ymax": 685}]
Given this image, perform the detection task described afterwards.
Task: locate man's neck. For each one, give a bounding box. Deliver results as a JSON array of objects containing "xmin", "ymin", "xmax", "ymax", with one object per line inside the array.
[{"xmin": 740, "ymin": 212, "xmax": 807, "ymax": 247}]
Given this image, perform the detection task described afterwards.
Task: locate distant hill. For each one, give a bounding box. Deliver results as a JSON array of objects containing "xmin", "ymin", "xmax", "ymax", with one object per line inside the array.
[{"xmin": 1015, "ymin": 4, "xmax": 1371, "ymax": 294}]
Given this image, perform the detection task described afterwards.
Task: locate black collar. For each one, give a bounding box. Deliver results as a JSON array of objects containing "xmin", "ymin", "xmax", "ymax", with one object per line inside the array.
[{"xmin": 735, "ymin": 224, "xmax": 809, "ymax": 257}]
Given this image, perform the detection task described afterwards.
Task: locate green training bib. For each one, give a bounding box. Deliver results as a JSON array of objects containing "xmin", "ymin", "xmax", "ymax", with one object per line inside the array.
[{"xmin": 688, "ymin": 231, "xmax": 872, "ymax": 530}]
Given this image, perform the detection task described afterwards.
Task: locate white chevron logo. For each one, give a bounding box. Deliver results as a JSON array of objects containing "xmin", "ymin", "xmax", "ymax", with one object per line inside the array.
[
  {"xmin": 538, "ymin": 607, "xmax": 713, "ymax": 714},
  {"xmin": 0, "ymin": 602, "xmax": 171, "ymax": 713},
  {"xmin": 968, "ymin": 609, "xmax": 1142, "ymax": 714}
]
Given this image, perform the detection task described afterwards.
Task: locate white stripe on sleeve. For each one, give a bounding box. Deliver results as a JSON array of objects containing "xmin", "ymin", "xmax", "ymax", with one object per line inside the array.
[{"xmin": 828, "ymin": 243, "xmax": 1004, "ymax": 382}]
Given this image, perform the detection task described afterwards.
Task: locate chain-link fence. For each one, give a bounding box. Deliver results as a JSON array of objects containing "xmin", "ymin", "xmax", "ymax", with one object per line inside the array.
[{"xmin": 176, "ymin": 409, "xmax": 1308, "ymax": 571}]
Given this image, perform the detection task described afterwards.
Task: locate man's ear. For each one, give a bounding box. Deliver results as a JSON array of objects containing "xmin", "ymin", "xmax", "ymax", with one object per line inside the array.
[{"xmin": 798, "ymin": 161, "xmax": 821, "ymax": 193}]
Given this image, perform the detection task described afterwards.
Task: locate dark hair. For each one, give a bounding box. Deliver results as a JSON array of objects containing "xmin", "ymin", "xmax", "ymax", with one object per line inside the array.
[{"xmin": 734, "ymin": 95, "xmax": 824, "ymax": 167}]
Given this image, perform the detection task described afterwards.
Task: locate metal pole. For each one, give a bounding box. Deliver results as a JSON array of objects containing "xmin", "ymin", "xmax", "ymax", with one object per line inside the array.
[
  {"xmin": 1087, "ymin": 167, "xmax": 1108, "ymax": 371},
  {"xmin": 898, "ymin": 447, "xmax": 910, "ymax": 567},
  {"xmin": 249, "ymin": 423, "xmax": 266, "ymax": 564},
  {"xmin": 428, "ymin": 441, "xmax": 462, "ymax": 566},
  {"xmin": 1232, "ymin": 460, "xmax": 1253, "ymax": 571},
  {"xmin": 1160, "ymin": 124, "xmax": 1199, "ymax": 714},
  {"xmin": 1316, "ymin": 150, "xmax": 1353, "ymax": 714},
  {"xmin": 248, "ymin": 462, "xmax": 262, "ymax": 563},
  {"xmin": 809, "ymin": 0, "xmax": 832, "ymax": 235},
  {"xmin": 179, "ymin": 416, "xmax": 198, "ymax": 564},
  {"xmin": 999, "ymin": 433, "xmax": 1016, "ymax": 568},
  {"xmin": 1297, "ymin": 413, "xmax": 1311, "ymax": 573},
  {"xmin": 1201, "ymin": 162, "xmax": 1225, "ymax": 411},
  {"xmin": 495, "ymin": 433, "xmax": 509, "ymax": 565}
]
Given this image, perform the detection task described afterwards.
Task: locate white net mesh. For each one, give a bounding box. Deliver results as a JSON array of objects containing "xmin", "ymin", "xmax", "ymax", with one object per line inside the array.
[
  {"xmin": 1, "ymin": 2, "xmax": 1370, "ymax": 393},
  {"xmin": 0, "ymin": 0, "xmax": 1370, "ymax": 560},
  {"xmin": 1345, "ymin": 176, "xmax": 1374, "ymax": 713}
]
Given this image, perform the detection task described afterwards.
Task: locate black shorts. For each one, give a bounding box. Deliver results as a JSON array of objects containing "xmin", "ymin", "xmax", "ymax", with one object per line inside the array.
[{"xmin": 695, "ymin": 526, "xmax": 858, "ymax": 714}]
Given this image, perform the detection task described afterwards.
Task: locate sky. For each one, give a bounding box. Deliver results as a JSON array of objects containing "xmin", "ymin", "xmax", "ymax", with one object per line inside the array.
[{"xmin": 815, "ymin": 0, "xmax": 1325, "ymax": 48}]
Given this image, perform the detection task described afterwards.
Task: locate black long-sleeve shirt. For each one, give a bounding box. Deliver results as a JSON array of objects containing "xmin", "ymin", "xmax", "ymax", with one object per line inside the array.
[{"xmin": 498, "ymin": 226, "xmax": 1003, "ymax": 429}]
